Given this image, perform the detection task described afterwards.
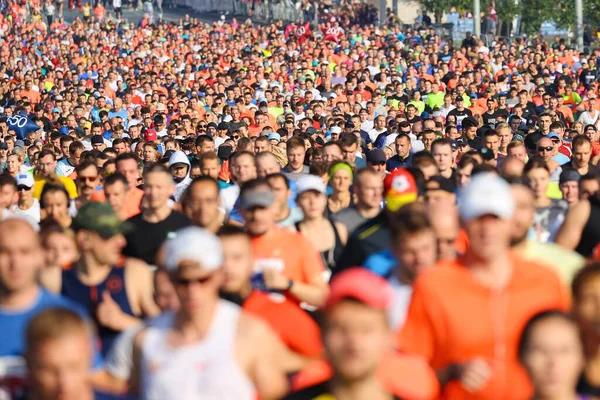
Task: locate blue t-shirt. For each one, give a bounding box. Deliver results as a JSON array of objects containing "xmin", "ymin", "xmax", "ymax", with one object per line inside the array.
[{"xmin": 0, "ymin": 287, "xmax": 90, "ymax": 398}]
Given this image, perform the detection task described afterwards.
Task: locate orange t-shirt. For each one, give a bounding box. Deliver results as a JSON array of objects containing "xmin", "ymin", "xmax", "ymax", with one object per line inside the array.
[
  {"xmin": 251, "ymin": 227, "xmax": 325, "ymax": 287},
  {"xmin": 90, "ymin": 187, "xmax": 144, "ymax": 220},
  {"xmin": 243, "ymin": 291, "xmax": 323, "ymax": 357},
  {"xmin": 398, "ymin": 254, "xmax": 570, "ymax": 400},
  {"xmin": 292, "ymin": 352, "xmax": 440, "ymax": 400}
]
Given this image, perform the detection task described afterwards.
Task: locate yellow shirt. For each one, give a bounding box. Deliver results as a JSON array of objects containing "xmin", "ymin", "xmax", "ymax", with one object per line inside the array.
[
  {"xmin": 523, "ymin": 240, "xmax": 585, "ymax": 284},
  {"xmin": 33, "ymin": 174, "xmax": 78, "ymax": 200}
]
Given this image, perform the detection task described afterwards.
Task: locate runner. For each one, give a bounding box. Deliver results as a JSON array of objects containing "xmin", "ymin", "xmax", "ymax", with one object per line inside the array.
[
  {"xmin": 399, "ymin": 173, "xmax": 570, "ymax": 400},
  {"xmin": 24, "ymin": 308, "xmax": 120, "ymax": 400},
  {"xmin": 122, "ymin": 164, "xmax": 191, "ymax": 265},
  {"xmin": 286, "ymin": 268, "xmax": 439, "ymax": 400},
  {"xmin": 239, "ymin": 178, "xmax": 329, "ymax": 307},
  {"xmin": 40, "ymin": 202, "xmax": 159, "ymax": 357},
  {"xmin": 130, "ymin": 226, "xmax": 288, "ymax": 399},
  {"xmin": 0, "ymin": 219, "xmax": 85, "ymax": 399}
]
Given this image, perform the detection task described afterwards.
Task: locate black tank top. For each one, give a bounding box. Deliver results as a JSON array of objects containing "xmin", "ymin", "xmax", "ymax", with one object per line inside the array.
[
  {"xmin": 575, "ymin": 195, "xmax": 600, "ymax": 257},
  {"xmin": 296, "ymin": 219, "xmax": 344, "ymax": 273}
]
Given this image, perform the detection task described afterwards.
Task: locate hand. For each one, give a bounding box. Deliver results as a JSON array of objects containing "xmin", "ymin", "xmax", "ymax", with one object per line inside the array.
[
  {"xmin": 262, "ymin": 268, "xmax": 290, "ymax": 291},
  {"xmin": 96, "ymin": 291, "xmax": 126, "ymax": 331},
  {"xmin": 458, "ymin": 358, "xmax": 491, "ymax": 393}
]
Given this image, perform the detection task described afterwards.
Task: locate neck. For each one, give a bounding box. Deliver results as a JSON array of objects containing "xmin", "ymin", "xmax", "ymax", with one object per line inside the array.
[
  {"xmin": 200, "ymin": 213, "xmax": 223, "ymax": 233},
  {"xmin": 76, "ymin": 256, "xmax": 112, "ymax": 283},
  {"xmin": 463, "ymin": 249, "xmax": 512, "ymax": 288},
  {"xmin": 288, "ymin": 164, "xmax": 304, "ymax": 173},
  {"xmin": 356, "ymin": 202, "xmax": 380, "ymax": 219},
  {"xmin": 18, "ymin": 196, "xmax": 34, "ymax": 208},
  {"xmin": 274, "ymin": 205, "xmax": 290, "ymax": 222},
  {"xmin": 330, "ymin": 374, "xmax": 391, "ymax": 400},
  {"xmin": 143, "ymin": 203, "xmax": 172, "ymax": 222},
  {"xmin": 331, "ymin": 191, "xmax": 351, "ymax": 202},
  {"xmin": 177, "ymin": 297, "xmax": 219, "ymax": 340},
  {"xmin": 0, "ymin": 284, "xmax": 40, "ymax": 310}
]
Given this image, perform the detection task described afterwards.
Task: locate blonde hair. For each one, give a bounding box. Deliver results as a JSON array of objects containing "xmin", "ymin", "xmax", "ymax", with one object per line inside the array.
[{"xmin": 26, "ymin": 308, "xmax": 92, "ymax": 353}]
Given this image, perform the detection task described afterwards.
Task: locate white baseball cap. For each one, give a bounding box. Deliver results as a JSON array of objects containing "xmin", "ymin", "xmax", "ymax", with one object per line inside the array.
[
  {"xmin": 16, "ymin": 174, "xmax": 34, "ymax": 189},
  {"xmin": 459, "ymin": 173, "xmax": 515, "ymax": 221},
  {"xmin": 296, "ymin": 174, "xmax": 326, "ymax": 196},
  {"xmin": 163, "ymin": 227, "xmax": 223, "ymax": 272}
]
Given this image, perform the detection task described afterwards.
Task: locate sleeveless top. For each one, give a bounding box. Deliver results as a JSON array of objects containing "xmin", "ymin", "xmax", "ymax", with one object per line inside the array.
[
  {"xmin": 296, "ymin": 218, "xmax": 344, "ymax": 274},
  {"xmin": 140, "ymin": 300, "xmax": 255, "ymax": 400},
  {"xmin": 61, "ymin": 265, "xmax": 134, "ymax": 357},
  {"xmin": 575, "ymin": 195, "xmax": 600, "ymax": 257}
]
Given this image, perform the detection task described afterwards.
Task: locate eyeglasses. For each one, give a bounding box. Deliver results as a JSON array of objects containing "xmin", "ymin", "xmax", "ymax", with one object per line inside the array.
[
  {"xmin": 79, "ymin": 176, "xmax": 98, "ymax": 183},
  {"xmin": 538, "ymin": 146, "xmax": 554, "ymax": 152},
  {"xmin": 17, "ymin": 185, "xmax": 31, "ymax": 191},
  {"xmin": 198, "ymin": 124, "xmax": 207, "ymax": 128}
]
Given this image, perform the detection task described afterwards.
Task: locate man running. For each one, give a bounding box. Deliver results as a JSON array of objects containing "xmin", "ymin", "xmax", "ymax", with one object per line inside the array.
[
  {"xmin": 130, "ymin": 226, "xmax": 289, "ymax": 399},
  {"xmin": 41, "ymin": 202, "xmax": 159, "ymax": 357}
]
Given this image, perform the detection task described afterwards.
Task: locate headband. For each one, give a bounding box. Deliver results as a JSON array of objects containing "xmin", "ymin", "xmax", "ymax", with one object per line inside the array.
[{"xmin": 329, "ymin": 162, "xmax": 354, "ymax": 180}]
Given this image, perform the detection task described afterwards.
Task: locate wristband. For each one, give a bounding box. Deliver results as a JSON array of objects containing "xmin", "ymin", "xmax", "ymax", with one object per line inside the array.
[{"xmin": 287, "ymin": 280, "xmax": 294, "ymax": 291}]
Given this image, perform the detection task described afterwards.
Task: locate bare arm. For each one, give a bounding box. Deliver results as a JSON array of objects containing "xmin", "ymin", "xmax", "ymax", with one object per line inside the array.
[
  {"xmin": 125, "ymin": 258, "xmax": 160, "ymax": 318},
  {"xmin": 288, "ymin": 275, "xmax": 329, "ymax": 308},
  {"xmin": 555, "ymin": 199, "xmax": 590, "ymax": 250},
  {"xmin": 243, "ymin": 316, "xmax": 289, "ymax": 400},
  {"xmin": 128, "ymin": 329, "xmax": 147, "ymax": 396}
]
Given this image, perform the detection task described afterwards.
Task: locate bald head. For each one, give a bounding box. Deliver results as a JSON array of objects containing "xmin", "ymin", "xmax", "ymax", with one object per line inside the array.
[
  {"xmin": 427, "ymin": 204, "xmax": 459, "ymax": 261},
  {"xmin": 0, "ymin": 218, "xmax": 43, "ymax": 295},
  {"xmin": 256, "ymin": 152, "xmax": 281, "ymax": 178},
  {"xmin": 501, "ymin": 157, "xmax": 525, "ymax": 179}
]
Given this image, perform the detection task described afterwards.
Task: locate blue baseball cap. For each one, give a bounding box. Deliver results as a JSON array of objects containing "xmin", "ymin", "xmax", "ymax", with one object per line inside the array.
[{"xmin": 547, "ymin": 132, "xmax": 560, "ymax": 140}]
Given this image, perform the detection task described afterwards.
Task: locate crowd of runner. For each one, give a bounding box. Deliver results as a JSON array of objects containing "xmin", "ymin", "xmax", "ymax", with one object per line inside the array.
[{"xmin": 3, "ymin": 0, "xmax": 600, "ymax": 399}]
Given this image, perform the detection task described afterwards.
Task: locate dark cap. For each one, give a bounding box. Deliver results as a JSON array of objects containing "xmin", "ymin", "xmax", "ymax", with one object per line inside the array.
[
  {"xmin": 367, "ymin": 149, "xmax": 387, "ymax": 164},
  {"xmin": 525, "ymin": 132, "xmax": 543, "ymax": 151},
  {"xmin": 449, "ymin": 140, "xmax": 458, "ymax": 152},
  {"xmin": 72, "ymin": 202, "xmax": 132, "ymax": 239},
  {"xmin": 217, "ymin": 145, "xmax": 233, "ymax": 161},
  {"xmin": 217, "ymin": 122, "xmax": 229, "ymax": 130},
  {"xmin": 479, "ymin": 147, "xmax": 495, "ymax": 161},
  {"xmin": 0, "ymin": 142, "xmax": 8, "ymax": 150},
  {"xmin": 456, "ymin": 137, "xmax": 468, "ymax": 147},
  {"xmin": 91, "ymin": 135, "xmax": 104, "ymax": 145},
  {"xmin": 559, "ymin": 168, "xmax": 581, "ymax": 185},
  {"xmin": 425, "ymin": 176, "xmax": 456, "ymax": 193},
  {"xmin": 305, "ymin": 127, "xmax": 317, "ymax": 135}
]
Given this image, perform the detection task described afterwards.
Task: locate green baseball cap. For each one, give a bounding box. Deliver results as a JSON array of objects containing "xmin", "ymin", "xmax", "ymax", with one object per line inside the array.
[{"xmin": 72, "ymin": 202, "xmax": 132, "ymax": 239}]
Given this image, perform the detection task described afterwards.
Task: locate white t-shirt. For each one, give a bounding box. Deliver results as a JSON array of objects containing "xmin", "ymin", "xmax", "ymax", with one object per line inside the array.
[
  {"xmin": 219, "ymin": 184, "xmax": 240, "ymax": 216},
  {"xmin": 12, "ymin": 199, "xmax": 40, "ymax": 223}
]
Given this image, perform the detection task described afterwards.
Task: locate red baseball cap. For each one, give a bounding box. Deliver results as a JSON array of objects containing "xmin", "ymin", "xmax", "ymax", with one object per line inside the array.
[
  {"xmin": 325, "ymin": 268, "xmax": 394, "ymax": 311},
  {"xmin": 383, "ymin": 168, "xmax": 418, "ymax": 212},
  {"xmin": 144, "ymin": 129, "xmax": 157, "ymax": 142}
]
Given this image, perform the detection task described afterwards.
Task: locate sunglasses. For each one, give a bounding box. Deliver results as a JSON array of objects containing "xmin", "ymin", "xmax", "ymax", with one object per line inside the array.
[
  {"xmin": 79, "ymin": 176, "xmax": 98, "ymax": 183},
  {"xmin": 198, "ymin": 124, "xmax": 207, "ymax": 128},
  {"xmin": 17, "ymin": 185, "xmax": 31, "ymax": 191},
  {"xmin": 538, "ymin": 146, "xmax": 554, "ymax": 152},
  {"xmin": 175, "ymin": 275, "xmax": 213, "ymax": 286}
]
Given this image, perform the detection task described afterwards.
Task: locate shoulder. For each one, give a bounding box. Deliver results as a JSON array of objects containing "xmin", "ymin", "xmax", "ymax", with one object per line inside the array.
[
  {"xmin": 413, "ymin": 260, "xmax": 467, "ymax": 290},
  {"xmin": 124, "ymin": 258, "xmax": 153, "ymax": 276}
]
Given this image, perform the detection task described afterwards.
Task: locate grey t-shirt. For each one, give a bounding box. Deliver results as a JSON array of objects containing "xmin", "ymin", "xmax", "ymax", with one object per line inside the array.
[
  {"xmin": 333, "ymin": 206, "xmax": 367, "ymax": 235},
  {"xmin": 282, "ymin": 165, "xmax": 309, "ymax": 182}
]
